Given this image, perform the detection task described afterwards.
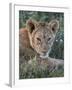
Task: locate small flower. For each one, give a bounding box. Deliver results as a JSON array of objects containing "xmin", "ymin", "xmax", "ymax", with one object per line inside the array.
[{"xmin": 56, "ymin": 40, "xmax": 58, "ymax": 42}]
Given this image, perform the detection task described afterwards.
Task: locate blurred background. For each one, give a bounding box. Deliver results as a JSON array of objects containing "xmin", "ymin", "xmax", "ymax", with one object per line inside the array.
[{"xmin": 19, "ymin": 11, "xmax": 64, "ymax": 60}]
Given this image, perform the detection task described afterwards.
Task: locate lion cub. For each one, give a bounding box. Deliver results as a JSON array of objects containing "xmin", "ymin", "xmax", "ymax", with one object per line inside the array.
[{"xmin": 19, "ymin": 19, "xmax": 64, "ymax": 71}]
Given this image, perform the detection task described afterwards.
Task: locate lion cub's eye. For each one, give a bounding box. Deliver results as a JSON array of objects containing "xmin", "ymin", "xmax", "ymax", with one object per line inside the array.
[
  {"xmin": 37, "ymin": 37, "xmax": 41, "ymax": 42},
  {"xmin": 48, "ymin": 37, "xmax": 51, "ymax": 41}
]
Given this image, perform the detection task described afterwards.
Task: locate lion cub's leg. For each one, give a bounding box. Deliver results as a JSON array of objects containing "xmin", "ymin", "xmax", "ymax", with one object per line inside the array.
[
  {"xmin": 37, "ymin": 56, "xmax": 64, "ymax": 72},
  {"xmin": 48, "ymin": 57, "xmax": 64, "ymax": 72}
]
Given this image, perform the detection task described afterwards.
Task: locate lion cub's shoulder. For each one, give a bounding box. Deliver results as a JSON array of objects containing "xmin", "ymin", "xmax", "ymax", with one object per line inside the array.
[
  {"xmin": 19, "ymin": 28, "xmax": 36, "ymax": 63},
  {"xmin": 19, "ymin": 28, "xmax": 30, "ymax": 48}
]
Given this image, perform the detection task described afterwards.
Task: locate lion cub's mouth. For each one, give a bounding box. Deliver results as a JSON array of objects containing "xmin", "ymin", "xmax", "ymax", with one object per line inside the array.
[
  {"xmin": 40, "ymin": 53, "xmax": 48, "ymax": 59},
  {"xmin": 39, "ymin": 49, "xmax": 51, "ymax": 59}
]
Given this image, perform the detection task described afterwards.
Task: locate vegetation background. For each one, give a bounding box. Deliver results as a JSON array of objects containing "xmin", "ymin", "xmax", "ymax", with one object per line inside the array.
[{"xmin": 19, "ymin": 11, "xmax": 64, "ymax": 79}]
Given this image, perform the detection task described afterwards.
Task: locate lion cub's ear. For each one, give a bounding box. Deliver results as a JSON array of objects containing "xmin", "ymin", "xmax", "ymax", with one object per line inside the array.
[
  {"xmin": 26, "ymin": 19, "xmax": 38, "ymax": 33},
  {"xmin": 49, "ymin": 20, "xmax": 59, "ymax": 34}
]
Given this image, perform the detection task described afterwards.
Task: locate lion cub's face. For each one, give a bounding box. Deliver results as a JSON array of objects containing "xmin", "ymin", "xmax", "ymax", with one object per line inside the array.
[{"xmin": 27, "ymin": 19, "xmax": 59, "ymax": 58}]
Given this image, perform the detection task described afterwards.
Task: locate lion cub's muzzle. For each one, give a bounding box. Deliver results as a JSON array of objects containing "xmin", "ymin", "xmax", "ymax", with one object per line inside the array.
[
  {"xmin": 39, "ymin": 48, "xmax": 51, "ymax": 59},
  {"xmin": 40, "ymin": 51, "xmax": 49, "ymax": 59}
]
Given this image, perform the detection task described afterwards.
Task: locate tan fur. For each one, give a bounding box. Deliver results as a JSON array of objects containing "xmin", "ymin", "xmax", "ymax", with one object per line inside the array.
[{"xmin": 19, "ymin": 19, "xmax": 64, "ymax": 71}]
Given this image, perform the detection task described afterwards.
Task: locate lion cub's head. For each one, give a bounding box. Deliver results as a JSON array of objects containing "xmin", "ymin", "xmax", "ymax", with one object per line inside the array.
[{"xmin": 26, "ymin": 19, "xmax": 59, "ymax": 59}]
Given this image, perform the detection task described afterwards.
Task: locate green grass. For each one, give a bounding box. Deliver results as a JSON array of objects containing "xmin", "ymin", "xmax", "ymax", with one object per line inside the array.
[{"xmin": 19, "ymin": 57, "xmax": 64, "ymax": 79}]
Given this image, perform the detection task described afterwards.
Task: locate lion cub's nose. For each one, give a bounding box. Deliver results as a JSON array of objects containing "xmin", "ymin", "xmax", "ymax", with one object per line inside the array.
[{"xmin": 42, "ymin": 51, "xmax": 47, "ymax": 55}]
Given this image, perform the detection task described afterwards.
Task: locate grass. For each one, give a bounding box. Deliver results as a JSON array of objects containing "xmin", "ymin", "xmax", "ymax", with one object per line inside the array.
[{"xmin": 19, "ymin": 57, "xmax": 64, "ymax": 79}]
